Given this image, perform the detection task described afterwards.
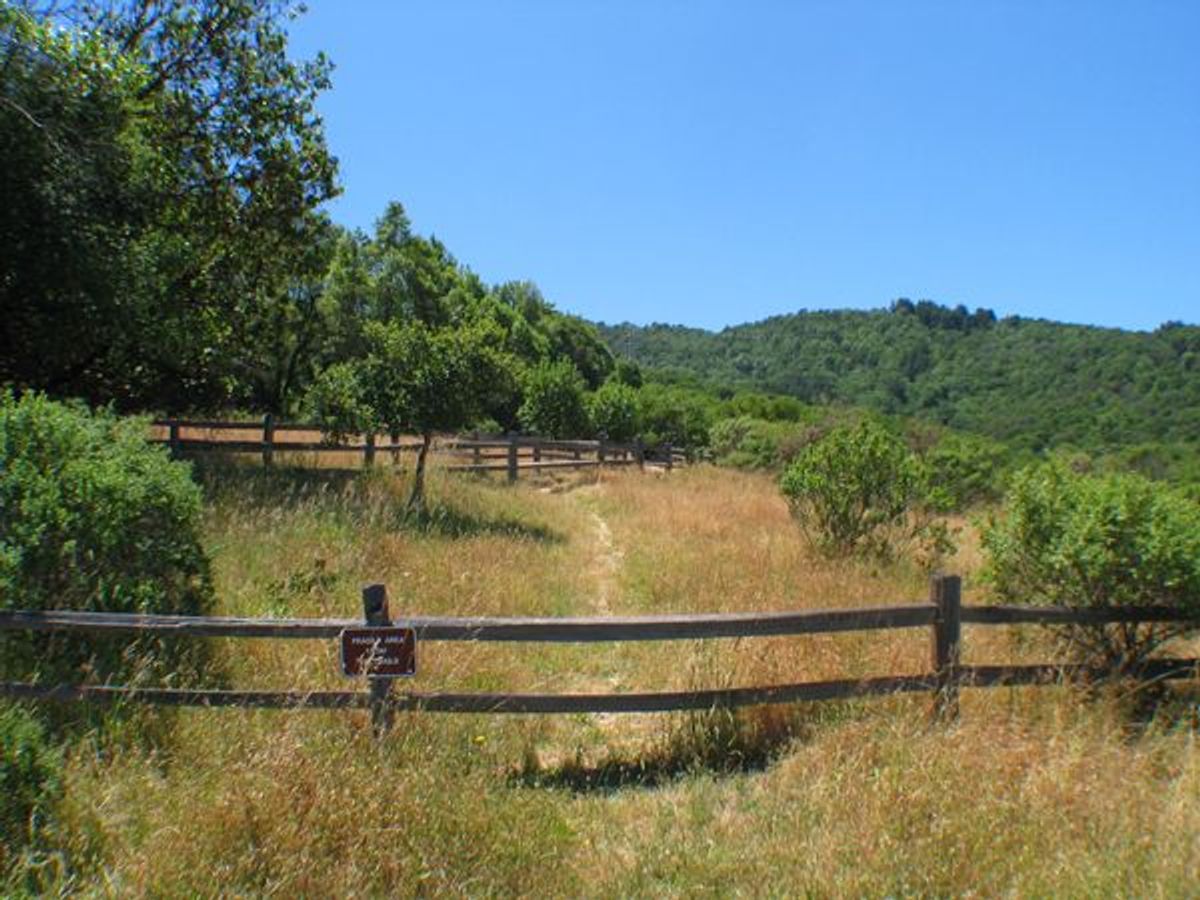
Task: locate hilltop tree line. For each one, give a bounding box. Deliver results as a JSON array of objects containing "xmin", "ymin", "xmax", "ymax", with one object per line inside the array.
[{"xmin": 599, "ymin": 303, "xmax": 1200, "ymax": 459}]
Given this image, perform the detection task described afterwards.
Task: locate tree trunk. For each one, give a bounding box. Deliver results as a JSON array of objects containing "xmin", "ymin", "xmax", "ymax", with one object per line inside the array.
[{"xmin": 407, "ymin": 431, "xmax": 432, "ymax": 513}]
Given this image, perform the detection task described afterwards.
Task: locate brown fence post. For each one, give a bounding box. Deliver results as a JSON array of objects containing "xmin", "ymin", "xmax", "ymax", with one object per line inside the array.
[
  {"xmin": 362, "ymin": 583, "xmax": 394, "ymax": 736},
  {"xmin": 597, "ymin": 439, "xmax": 607, "ymax": 467},
  {"xmin": 930, "ymin": 573, "xmax": 962, "ymax": 722},
  {"xmin": 664, "ymin": 442, "xmax": 674, "ymax": 471},
  {"xmin": 532, "ymin": 441, "xmax": 542, "ymax": 464},
  {"xmin": 390, "ymin": 431, "xmax": 401, "ymax": 466},
  {"xmin": 507, "ymin": 435, "xmax": 518, "ymax": 483},
  {"xmin": 262, "ymin": 414, "xmax": 274, "ymax": 467},
  {"xmin": 168, "ymin": 421, "xmax": 181, "ymax": 459},
  {"xmin": 364, "ymin": 432, "xmax": 376, "ymax": 468},
  {"xmin": 634, "ymin": 438, "xmax": 645, "ymax": 470},
  {"xmin": 472, "ymin": 431, "xmax": 481, "ymax": 468}
]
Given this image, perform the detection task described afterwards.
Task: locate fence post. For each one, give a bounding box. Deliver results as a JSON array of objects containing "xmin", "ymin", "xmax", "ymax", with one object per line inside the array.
[
  {"xmin": 364, "ymin": 432, "xmax": 376, "ymax": 468},
  {"xmin": 168, "ymin": 421, "xmax": 181, "ymax": 459},
  {"xmin": 598, "ymin": 438, "xmax": 607, "ymax": 467},
  {"xmin": 634, "ymin": 438, "xmax": 645, "ymax": 470},
  {"xmin": 390, "ymin": 430, "xmax": 401, "ymax": 467},
  {"xmin": 532, "ymin": 441, "xmax": 542, "ymax": 464},
  {"xmin": 262, "ymin": 414, "xmax": 274, "ymax": 467},
  {"xmin": 507, "ymin": 435, "xmax": 518, "ymax": 483},
  {"xmin": 362, "ymin": 583, "xmax": 394, "ymax": 736},
  {"xmin": 930, "ymin": 573, "xmax": 962, "ymax": 722},
  {"xmin": 664, "ymin": 442, "xmax": 674, "ymax": 471},
  {"xmin": 472, "ymin": 431, "xmax": 481, "ymax": 468}
]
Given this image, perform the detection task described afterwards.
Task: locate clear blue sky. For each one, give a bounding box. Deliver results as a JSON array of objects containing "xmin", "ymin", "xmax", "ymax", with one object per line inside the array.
[{"xmin": 288, "ymin": 1, "xmax": 1199, "ymax": 332}]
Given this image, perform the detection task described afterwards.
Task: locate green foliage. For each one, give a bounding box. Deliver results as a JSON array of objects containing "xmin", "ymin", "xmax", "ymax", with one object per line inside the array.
[
  {"xmin": 598, "ymin": 304, "xmax": 1200, "ymax": 459},
  {"xmin": 779, "ymin": 420, "xmax": 926, "ymax": 559},
  {"xmin": 0, "ymin": 4, "xmax": 162, "ymax": 401},
  {"xmin": 355, "ymin": 319, "xmax": 512, "ymax": 439},
  {"xmin": 3, "ymin": 0, "xmax": 338, "ymax": 410},
  {"xmin": 518, "ymin": 360, "xmax": 591, "ymax": 439},
  {"xmin": 588, "ymin": 382, "xmax": 640, "ymax": 443},
  {"xmin": 981, "ymin": 463, "xmax": 1200, "ymax": 672},
  {"xmin": 0, "ymin": 392, "xmax": 213, "ymax": 687},
  {"xmin": 303, "ymin": 362, "xmax": 373, "ymax": 443},
  {"xmin": 920, "ymin": 432, "xmax": 1012, "ymax": 512},
  {"xmin": 0, "ymin": 704, "xmax": 61, "ymax": 875},
  {"xmin": 636, "ymin": 383, "xmax": 714, "ymax": 451},
  {"xmin": 709, "ymin": 417, "xmax": 793, "ymax": 469}
]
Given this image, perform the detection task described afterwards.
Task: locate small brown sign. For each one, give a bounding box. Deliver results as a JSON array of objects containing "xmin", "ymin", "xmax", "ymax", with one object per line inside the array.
[{"xmin": 339, "ymin": 627, "xmax": 416, "ymax": 678}]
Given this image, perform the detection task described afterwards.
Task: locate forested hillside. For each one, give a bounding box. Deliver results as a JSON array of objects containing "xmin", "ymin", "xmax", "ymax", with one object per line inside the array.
[{"xmin": 598, "ymin": 302, "xmax": 1200, "ymax": 452}]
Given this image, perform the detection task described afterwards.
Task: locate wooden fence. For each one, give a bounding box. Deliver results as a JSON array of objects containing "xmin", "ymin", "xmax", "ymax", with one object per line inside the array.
[
  {"xmin": 150, "ymin": 417, "xmax": 687, "ymax": 480},
  {"xmin": 2, "ymin": 576, "xmax": 1196, "ymax": 732}
]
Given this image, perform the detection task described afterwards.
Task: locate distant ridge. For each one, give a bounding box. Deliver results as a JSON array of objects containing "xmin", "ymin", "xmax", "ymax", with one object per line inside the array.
[{"xmin": 595, "ymin": 301, "xmax": 1200, "ymax": 451}]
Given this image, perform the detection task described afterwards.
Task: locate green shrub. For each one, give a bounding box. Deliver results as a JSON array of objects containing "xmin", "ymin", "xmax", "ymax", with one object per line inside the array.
[
  {"xmin": 637, "ymin": 384, "xmax": 713, "ymax": 451},
  {"xmin": 982, "ymin": 462, "xmax": 1200, "ymax": 672},
  {"xmin": 0, "ymin": 704, "xmax": 61, "ymax": 873},
  {"xmin": 920, "ymin": 432, "xmax": 1012, "ymax": 512},
  {"xmin": 517, "ymin": 359, "xmax": 591, "ymax": 438},
  {"xmin": 709, "ymin": 416, "xmax": 787, "ymax": 469},
  {"xmin": 587, "ymin": 381, "xmax": 640, "ymax": 443},
  {"xmin": 0, "ymin": 392, "xmax": 214, "ymax": 688},
  {"xmin": 779, "ymin": 420, "xmax": 928, "ymax": 559}
]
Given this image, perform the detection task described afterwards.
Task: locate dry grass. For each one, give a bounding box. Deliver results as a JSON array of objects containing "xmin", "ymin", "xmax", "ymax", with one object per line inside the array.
[{"xmin": 21, "ymin": 461, "xmax": 1200, "ymax": 896}]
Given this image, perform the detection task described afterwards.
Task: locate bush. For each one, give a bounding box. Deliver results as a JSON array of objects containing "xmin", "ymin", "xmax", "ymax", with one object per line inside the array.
[
  {"xmin": 587, "ymin": 382, "xmax": 640, "ymax": 443},
  {"xmin": 779, "ymin": 420, "xmax": 927, "ymax": 559},
  {"xmin": 517, "ymin": 359, "xmax": 591, "ymax": 438},
  {"xmin": 920, "ymin": 432, "xmax": 1012, "ymax": 512},
  {"xmin": 709, "ymin": 416, "xmax": 787, "ymax": 469},
  {"xmin": 0, "ymin": 704, "xmax": 61, "ymax": 873},
  {"xmin": 982, "ymin": 462, "xmax": 1200, "ymax": 673},
  {"xmin": 637, "ymin": 384, "xmax": 714, "ymax": 451},
  {"xmin": 0, "ymin": 392, "xmax": 214, "ymax": 688}
]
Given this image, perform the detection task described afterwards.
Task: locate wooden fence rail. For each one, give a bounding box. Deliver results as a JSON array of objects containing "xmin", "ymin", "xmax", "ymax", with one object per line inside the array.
[
  {"xmin": 151, "ymin": 417, "xmax": 685, "ymax": 478},
  {"xmin": 2, "ymin": 576, "xmax": 1197, "ymax": 728}
]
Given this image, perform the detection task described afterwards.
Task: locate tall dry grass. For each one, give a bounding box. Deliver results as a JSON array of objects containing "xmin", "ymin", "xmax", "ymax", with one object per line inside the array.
[{"xmin": 18, "ymin": 461, "xmax": 1200, "ymax": 895}]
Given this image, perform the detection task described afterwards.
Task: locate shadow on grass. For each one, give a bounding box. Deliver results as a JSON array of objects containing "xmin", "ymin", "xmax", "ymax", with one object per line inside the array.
[
  {"xmin": 191, "ymin": 456, "xmax": 361, "ymax": 506},
  {"xmin": 512, "ymin": 706, "xmax": 810, "ymax": 795},
  {"xmin": 402, "ymin": 502, "xmax": 564, "ymax": 544},
  {"xmin": 191, "ymin": 458, "xmax": 563, "ymax": 543}
]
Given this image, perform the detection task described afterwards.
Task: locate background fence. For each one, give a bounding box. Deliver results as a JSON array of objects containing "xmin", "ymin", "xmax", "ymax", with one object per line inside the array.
[
  {"xmin": 150, "ymin": 417, "xmax": 687, "ymax": 480},
  {"xmin": 2, "ymin": 576, "xmax": 1196, "ymax": 732}
]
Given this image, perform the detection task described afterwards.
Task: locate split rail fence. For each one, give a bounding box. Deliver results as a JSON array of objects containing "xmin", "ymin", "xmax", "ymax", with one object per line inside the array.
[
  {"xmin": 150, "ymin": 417, "xmax": 686, "ymax": 480},
  {"xmin": 2, "ymin": 576, "xmax": 1196, "ymax": 731}
]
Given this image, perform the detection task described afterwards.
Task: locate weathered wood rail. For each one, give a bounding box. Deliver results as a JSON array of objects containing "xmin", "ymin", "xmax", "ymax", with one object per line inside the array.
[
  {"xmin": 150, "ymin": 417, "xmax": 686, "ymax": 479},
  {"xmin": 2, "ymin": 576, "xmax": 1196, "ymax": 725}
]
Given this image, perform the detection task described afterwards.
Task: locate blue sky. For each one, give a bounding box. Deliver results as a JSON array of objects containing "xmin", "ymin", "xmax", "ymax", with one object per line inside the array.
[{"xmin": 288, "ymin": 1, "xmax": 1199, "ymax": 332}]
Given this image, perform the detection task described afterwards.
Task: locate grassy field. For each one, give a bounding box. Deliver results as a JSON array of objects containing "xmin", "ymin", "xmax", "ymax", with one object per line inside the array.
[{"xmin": 31, "ymin": 462, "xmax": 1200, "ymax": 895}]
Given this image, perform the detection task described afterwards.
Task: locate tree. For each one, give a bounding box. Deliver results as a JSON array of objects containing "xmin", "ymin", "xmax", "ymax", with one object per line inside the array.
[
  {"xmin": 779, "ymin": 420, "xmax": 926, "ymax": 558},
  {"xmin": 4, "ymin": 0, "xmax": 339, "ymax": 409},
  {"xmin": 0, "ymin": 5, "xmax": 161, "ymax": 399},
  {"xmin": 308, "ymin": 320, "xmax": 513, "ymax": 512},
  {"xmin": 517, "ymin": 359, "xmax": 591, "ymax": 439},
  {"xmin": 981, "ymin": 462, "xmax": 1200, "ymax": 675}
]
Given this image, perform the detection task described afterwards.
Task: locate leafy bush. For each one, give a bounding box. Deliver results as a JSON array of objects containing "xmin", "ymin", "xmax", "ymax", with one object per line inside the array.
[
  {"xmin": 779, "ymin": 420, "xmax": 928, "ymax": 559},
  {"xmin": 304, "ymin": 361, "xmax": 374, "ymax": 442},
  {"xmin": 982, "ymin": 462, "xmax": 1200, "ymax": 672},
  {"xmin": 920, "ymin": 432, "xmax": 1012, "ymax": 512},
  {"xmin": 0, "ymin": 392, "xmax": 214, "ymax": 687},
  {"xmin": 0, "ymin": 704, "xmax": 61, "ymax": 874},
  {"xmin": 709, "ymin": 416, "xmax": 788, "ymax": 469},
  {"xmin": 517, "ymin": 359, "xmax": 591, "ymax": 438},
  {"xmin": 637, "ymin": 383, "xmax": 714, "ymax": 451},
  {"xmin": 587, "ymin": 382, "xmax": 640, "ymax": 443}
]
